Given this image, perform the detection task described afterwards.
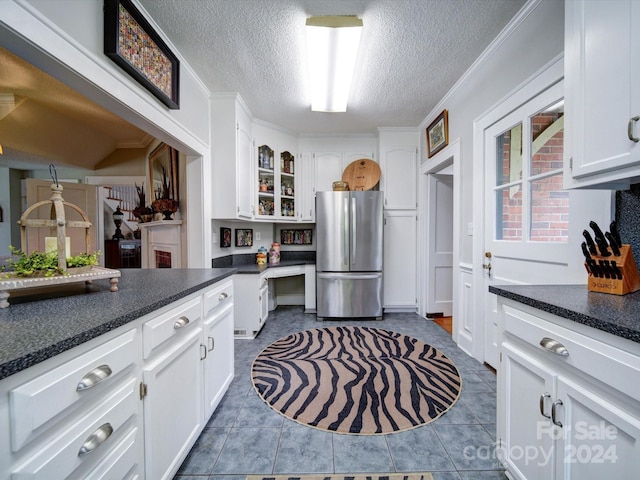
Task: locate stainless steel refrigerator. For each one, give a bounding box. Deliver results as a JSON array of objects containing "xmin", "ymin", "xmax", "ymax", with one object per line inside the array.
[{"xmin": 316, "ymin": 190, "xmax": 383, "ymax": 320}]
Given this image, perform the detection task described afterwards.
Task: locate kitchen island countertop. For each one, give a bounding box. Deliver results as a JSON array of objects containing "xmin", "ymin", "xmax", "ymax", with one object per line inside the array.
[
  {"xmin": 0, "ymin": 268, "xmax": 236, "ymax": 380},
  {"xmin": 489, "ymin": 284, "xmax": 640, "ymax": 344}
]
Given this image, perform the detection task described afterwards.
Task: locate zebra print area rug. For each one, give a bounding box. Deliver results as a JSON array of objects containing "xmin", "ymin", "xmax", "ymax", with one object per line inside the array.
[{"xmin": 251, "ymin": 326, "xmax": 461, "ymax": 435}]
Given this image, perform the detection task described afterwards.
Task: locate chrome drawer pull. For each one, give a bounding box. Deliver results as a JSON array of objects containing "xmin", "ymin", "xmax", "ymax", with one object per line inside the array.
[
  {"xmin": 551, "ymin": 399, "xmax": 563, "ymax": 427},
  {"xmin": 78, "ymin": 423, "xmax": 113, "ymax": 456},
  {"xmin": 77, "ymin": 365, "xmax": 112, "ymax": 391},
  {"xmin": 628, "ymin": 116, "xmax": 640, "ymax": 142},
  {"xmin": 539, "ymin": 392, "xmax": 551, "ymax": 419},
  {"xmin": 539, "ymin": 337, "xmax": 569, "ymax": 356},
  {"xmin": 208, "ymin": 336, "xmax": 215, "ymax": 352},
  {"xmin": 174, "ymin": 316, "xmax": 190, "ymax": 329},
  {"xmin": 218, "ymin": 292, "xmax": 228, "ymax": 301}
]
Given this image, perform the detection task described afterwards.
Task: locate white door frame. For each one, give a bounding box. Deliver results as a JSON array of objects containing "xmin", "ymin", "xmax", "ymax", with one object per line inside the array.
[
  {"xmin": 419, "ymin": 138, "xmax": 461, "ymax": 339},
  {"xmin": 471, "ymin": 55, "xmax": 564, "ymax": 362}
]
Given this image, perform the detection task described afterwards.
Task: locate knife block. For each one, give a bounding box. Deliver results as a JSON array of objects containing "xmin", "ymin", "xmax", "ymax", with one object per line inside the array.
[{"xmin": 586, "ymin": 245, "xmax": 640, "ymax": 295}]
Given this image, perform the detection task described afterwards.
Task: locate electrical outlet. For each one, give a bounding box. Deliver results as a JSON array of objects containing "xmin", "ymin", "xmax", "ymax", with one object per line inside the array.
[{"xmin": 255, "ymin": 232, "xmax": 261, "ymax": 241}]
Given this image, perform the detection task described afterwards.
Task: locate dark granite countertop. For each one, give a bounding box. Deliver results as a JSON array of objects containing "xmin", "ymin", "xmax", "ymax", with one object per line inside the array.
[
  {"xmin": 0, "ymin": 268, "xmax": 236, "ymax": 380},
  {"xmin": 212, "ymin": 251, "xmax": 315, "ymax": 274},
  {"xmin": 489, "ymin": 284, "xmax": 640, "ymax": 344}
]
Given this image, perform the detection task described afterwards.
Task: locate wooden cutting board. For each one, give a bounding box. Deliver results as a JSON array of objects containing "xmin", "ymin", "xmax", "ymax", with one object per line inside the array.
[{"xmin": 342, "ymin": 159, "xmax": 381, "ymax": 191}]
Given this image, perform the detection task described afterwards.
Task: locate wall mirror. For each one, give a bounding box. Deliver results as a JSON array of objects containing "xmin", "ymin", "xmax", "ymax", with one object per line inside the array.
[{"xmin": 149, "ymin": 143, "xmax": 179, "ymax": 202}]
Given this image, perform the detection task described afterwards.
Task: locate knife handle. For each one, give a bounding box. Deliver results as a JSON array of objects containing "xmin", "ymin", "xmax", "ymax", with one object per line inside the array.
[
  {"xmin": 605, "ymin": 232, "xmax": 621, "ymax": 256},
  {"xmin": 583, "ymin": 230, "xmax": 598, "ymax": 256},
  {"xmin": 609, "ymin": 222, "xmax": 622, "ymax": 247},
  {"xmin": 599, "ymin": 260, "xmax": 611, "ymax": 279}
]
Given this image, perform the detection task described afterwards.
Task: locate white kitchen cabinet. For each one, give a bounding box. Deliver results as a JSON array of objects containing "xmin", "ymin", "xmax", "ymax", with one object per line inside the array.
[
  {"xmin": 0, "ymin": 279, "xmax": 235, "ymax": 480},
  {"xmin": 255, "ymin": 142, "xmax": 298, "ymax": 221},
  {"xmin": 312, "ymin": 151, "xmax": 375, "ymax": 194},
  {"xmin": 299, "ymin": 152, "xmax": 315, "ymax": 222},
  {"xmin": 380, "ymin": 146, "xmax": 418, "ymax": 209},
  {"xmin": 211, "ymin": 93, "xmax": 254, "ymax": 219},
  {"xmin": 383, "ymin": 211, "xmax": 417, "ymax": 311},
  {"xmin": 0, "ymin": 328, "xmax": 144, "ymax": 480},
  {"xmin": 233, "ymin": 272, "xmax": 269, "ymax": 338},
  {"xmin": 142, "ymin": 297, "xmax": 205, "ymax": 480},
  {"xmin": 564, "ymin": 0, "xmax": 640, "ymax": 189},
  {"xmin": 497, "ymin": 299, "xmax": 640, "ymax": 480},
  {"xmin": 202, "ymin": 279, "xmax": 234, "ymax": 419}
]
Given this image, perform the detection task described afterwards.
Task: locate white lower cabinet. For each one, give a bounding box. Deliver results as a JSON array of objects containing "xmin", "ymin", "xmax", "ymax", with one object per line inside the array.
[
  {"xmin": 142, "ymin": 317, "xmax": 204, "ymax": 480},
  {"xmin": 233, "ymin": 272, "xmax": 269, "ymax": 338},
  {"xmin": 497, "ymin": 300, "xmax": 640, "ymax": 480},
  {"xmin": 0, "ymin": 278, "xmax": 234, "ymax": 480},
  {"xmin": 383, "ymin": 210, "xmax": 417, "ymax": 311}
]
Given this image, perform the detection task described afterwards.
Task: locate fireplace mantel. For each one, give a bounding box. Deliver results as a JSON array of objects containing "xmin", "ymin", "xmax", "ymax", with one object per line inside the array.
[{"xmin": 138, "ymin": 220, "xmax": 183, "ymax": 268}]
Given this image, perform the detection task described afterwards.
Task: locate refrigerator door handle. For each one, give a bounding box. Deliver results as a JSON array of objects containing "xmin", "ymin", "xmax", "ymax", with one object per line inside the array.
[
  {"xmin": 351, "ymin": 196, "xmax": 357, "ymax": 265},
  {"xmin": 343, "ymin": 196, "xmax": 349, "ymax": 268}
]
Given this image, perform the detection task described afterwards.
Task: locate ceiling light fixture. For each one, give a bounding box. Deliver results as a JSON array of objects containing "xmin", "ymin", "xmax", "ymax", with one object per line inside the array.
[{"xmin": 306, "ymin": 16, "xmax": 363, "ymax": 113}]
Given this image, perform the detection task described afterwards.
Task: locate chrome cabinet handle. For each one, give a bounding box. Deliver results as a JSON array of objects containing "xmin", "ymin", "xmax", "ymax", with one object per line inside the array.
[
  {"xmin": 208, "ymin": 336, "xmax": 215, "ymax": 351},
  {"xmin": 539, "ymin": 337, "xmax": 569, "ymax": 356},
  {"xmin": 539, "ymin": 392, "xmax": 551, "ymax": 419},
  {"xmin": 628, "ymin": 116, "xmax": 640, "ymax": 142},
  {"xmin": 200, "ymin": 344, "xmax": 207, "ymax": 360},
  {"xmin": 78, "ymin": 423, "xmax": 113, "ymax": 456},
  {"xmin": 218, "ymin": 292, "xmax": 228, "ymax": 301},
  {"xmin": 76, "ymin": 365, "xmax": 112, "ymax": 391},
  {"xmin": 551, "ymin": 399, "xmax": 563, "ymax": 427},
  {"xmin": 174, "ymin": 316, "xmax": 190, "ymax": 329}
]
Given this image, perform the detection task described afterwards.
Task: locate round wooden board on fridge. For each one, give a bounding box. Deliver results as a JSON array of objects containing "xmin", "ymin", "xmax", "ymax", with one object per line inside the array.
[{"xmin": 341, "ymin": 159, "xmax": 381, "ymax": 191}]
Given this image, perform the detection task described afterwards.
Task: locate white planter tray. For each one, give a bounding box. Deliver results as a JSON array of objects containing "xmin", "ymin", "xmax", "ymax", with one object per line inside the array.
[{"xmin": 0, "ymin": 266, "xmax": 121, "ymax": 308}]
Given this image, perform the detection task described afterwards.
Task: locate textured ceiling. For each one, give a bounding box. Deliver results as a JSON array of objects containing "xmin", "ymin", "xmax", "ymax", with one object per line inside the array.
[{"xmin": 139, "ymin": 0, "xmax": 527, "ymax": 134}]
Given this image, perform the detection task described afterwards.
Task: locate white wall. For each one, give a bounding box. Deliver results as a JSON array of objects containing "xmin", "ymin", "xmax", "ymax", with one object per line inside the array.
[
  {"xmin": 299, "ymin": 135, "xmax": 378, "ymax": 158},
  {"xmin": 419, "ymin": 0, "xmax": 566, "ymax": 266}
]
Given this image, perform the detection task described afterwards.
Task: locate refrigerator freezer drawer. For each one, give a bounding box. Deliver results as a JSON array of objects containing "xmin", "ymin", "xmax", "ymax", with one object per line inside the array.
[{"xmin": 316, "ymin": 272, "xmax": 383, "ymax": 319}]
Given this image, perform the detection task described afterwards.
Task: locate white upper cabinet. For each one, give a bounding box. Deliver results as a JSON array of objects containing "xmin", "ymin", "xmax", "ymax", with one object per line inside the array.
[
  {"xmin": 299, "ymin": 152, "xmax": 315, "ymax": 222},
  {"xmin": 379, "ymin": 129, "xmax": 419, "ymax": 209},
  {"xmin": 211, "ymin": 93, "xmax": 253, "ymax": 219},
  {"xmin": 564, "ymin": 0, "xmax": 640, "ymax": 189},
  {"xmin": 381, "ymin": 146, "xmax": 418, "ymax": 209}
]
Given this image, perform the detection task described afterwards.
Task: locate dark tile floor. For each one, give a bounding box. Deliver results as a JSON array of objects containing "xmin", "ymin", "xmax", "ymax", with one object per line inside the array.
[{"xmin": 174, "ymin": 306, "xmax": 507, "ymax": 480}]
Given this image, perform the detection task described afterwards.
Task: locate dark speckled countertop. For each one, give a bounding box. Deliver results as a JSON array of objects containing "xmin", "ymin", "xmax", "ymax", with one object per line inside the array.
[
  {"xmin": 0, "ymin": 268, "xmax": 236, "ymax": 380},
  {"xmin": 489, "ymin": 284, "xmax": 640, "ymax": 344}
]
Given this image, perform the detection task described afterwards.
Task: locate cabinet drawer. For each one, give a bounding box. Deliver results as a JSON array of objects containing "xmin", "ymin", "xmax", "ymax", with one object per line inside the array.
[
  {"xmin": 10, "ymin": 329, "xmax": 138, "ymax": 452},
  {"xmin": 203, "ymin": 280, "xmax": 234, "ymax": 317},
  {"xmin": 143, "ymin": 297, "xmax": 202, "ymax": 359},
  {"xmin": 83, "ymin": 427, "xmax": 140, "ymax": 480},
  {"xmin": 503, "ymin": 304, "xmax": 640, "ymax": 401},
  {"xmin": 11, "ymin": 378, "xmax": 138, "ymax": 480}
]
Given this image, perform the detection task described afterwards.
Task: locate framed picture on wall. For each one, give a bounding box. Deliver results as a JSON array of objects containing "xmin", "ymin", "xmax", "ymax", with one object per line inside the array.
[
  {"xmin": 235, "ymin": 229, "xmax": 253, "ymax": 247},
  {"xmin": 104, "ymin": 0, "xmax": 180, "ymax": 109},
  {"xmin": 220, "ymin": 227, "xmax": 231, "ymax": 248},
  {"xmin": 426, "ymin": 109, "xmax": 449, "ymax": 158}
]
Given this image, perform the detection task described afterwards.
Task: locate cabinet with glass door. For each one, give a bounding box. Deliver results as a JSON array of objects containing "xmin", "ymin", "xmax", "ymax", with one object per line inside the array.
[
  {"xmin": 257, "ymin": 144, "xmax": 275, "ymax": 217},
  {"xmin": 280, "ymin": 150, "xmax": 296, "ymax": 219}
]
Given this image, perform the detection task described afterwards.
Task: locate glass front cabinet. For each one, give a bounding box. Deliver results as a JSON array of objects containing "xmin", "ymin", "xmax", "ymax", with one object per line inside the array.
[{"xmin": 255, "ymin": 143, "xmax": 297, "ymax": 221}]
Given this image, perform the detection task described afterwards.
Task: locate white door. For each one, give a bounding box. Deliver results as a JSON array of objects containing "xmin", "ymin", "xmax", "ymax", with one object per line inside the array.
[
  {"xmin": 482, "ymin": 81, "xmax": 569, "ymax": 368},
  {"xmin": 425, "ymin": 173, "xmax": 453, "ymax": 316}
]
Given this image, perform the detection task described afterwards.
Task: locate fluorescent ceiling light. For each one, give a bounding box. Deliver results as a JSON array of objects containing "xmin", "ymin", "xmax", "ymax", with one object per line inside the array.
[{"xmin": 306, "ymin": 16, "xmax": 363, "ymax": 113}]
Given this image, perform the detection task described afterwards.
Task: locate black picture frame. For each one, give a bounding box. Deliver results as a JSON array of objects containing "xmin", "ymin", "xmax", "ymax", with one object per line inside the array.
[
  {"xmin": 426, "ymin": 109, "xmax": 449, "ymax": 158},
  {"xmin": 281, "ymin": 229, "xmax": 313, "ymax": 245},
  {"xmin": 220, "ymin": 227, "xmax": 231, "ymax": 248},
  {"xmin": 104, "ymin": 0, "xmax": 180, "ymax": 109},
  {"xmin": 235, "ymin": 229, "xmax": 253, "ymax": 247}
]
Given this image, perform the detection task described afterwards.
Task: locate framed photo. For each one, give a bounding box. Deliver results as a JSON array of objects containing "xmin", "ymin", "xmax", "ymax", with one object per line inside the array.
[
  {"xmin": 426, "ymin": 109, "xmax": 449, "ymax": 158},
  {"xmin": 281, "ymin": 229, "xmax": 313, "ymax": 245},
  {"xmin": 220, "ymin": 227, "xmax": 231, "ymax": 248},
  {"xmin": 104, "ymin": 0, "xmax": 180, "ymax": 109},
  {"xmin": 235, "ymin": 229, "xmax": 253, "ymax": 247}
]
